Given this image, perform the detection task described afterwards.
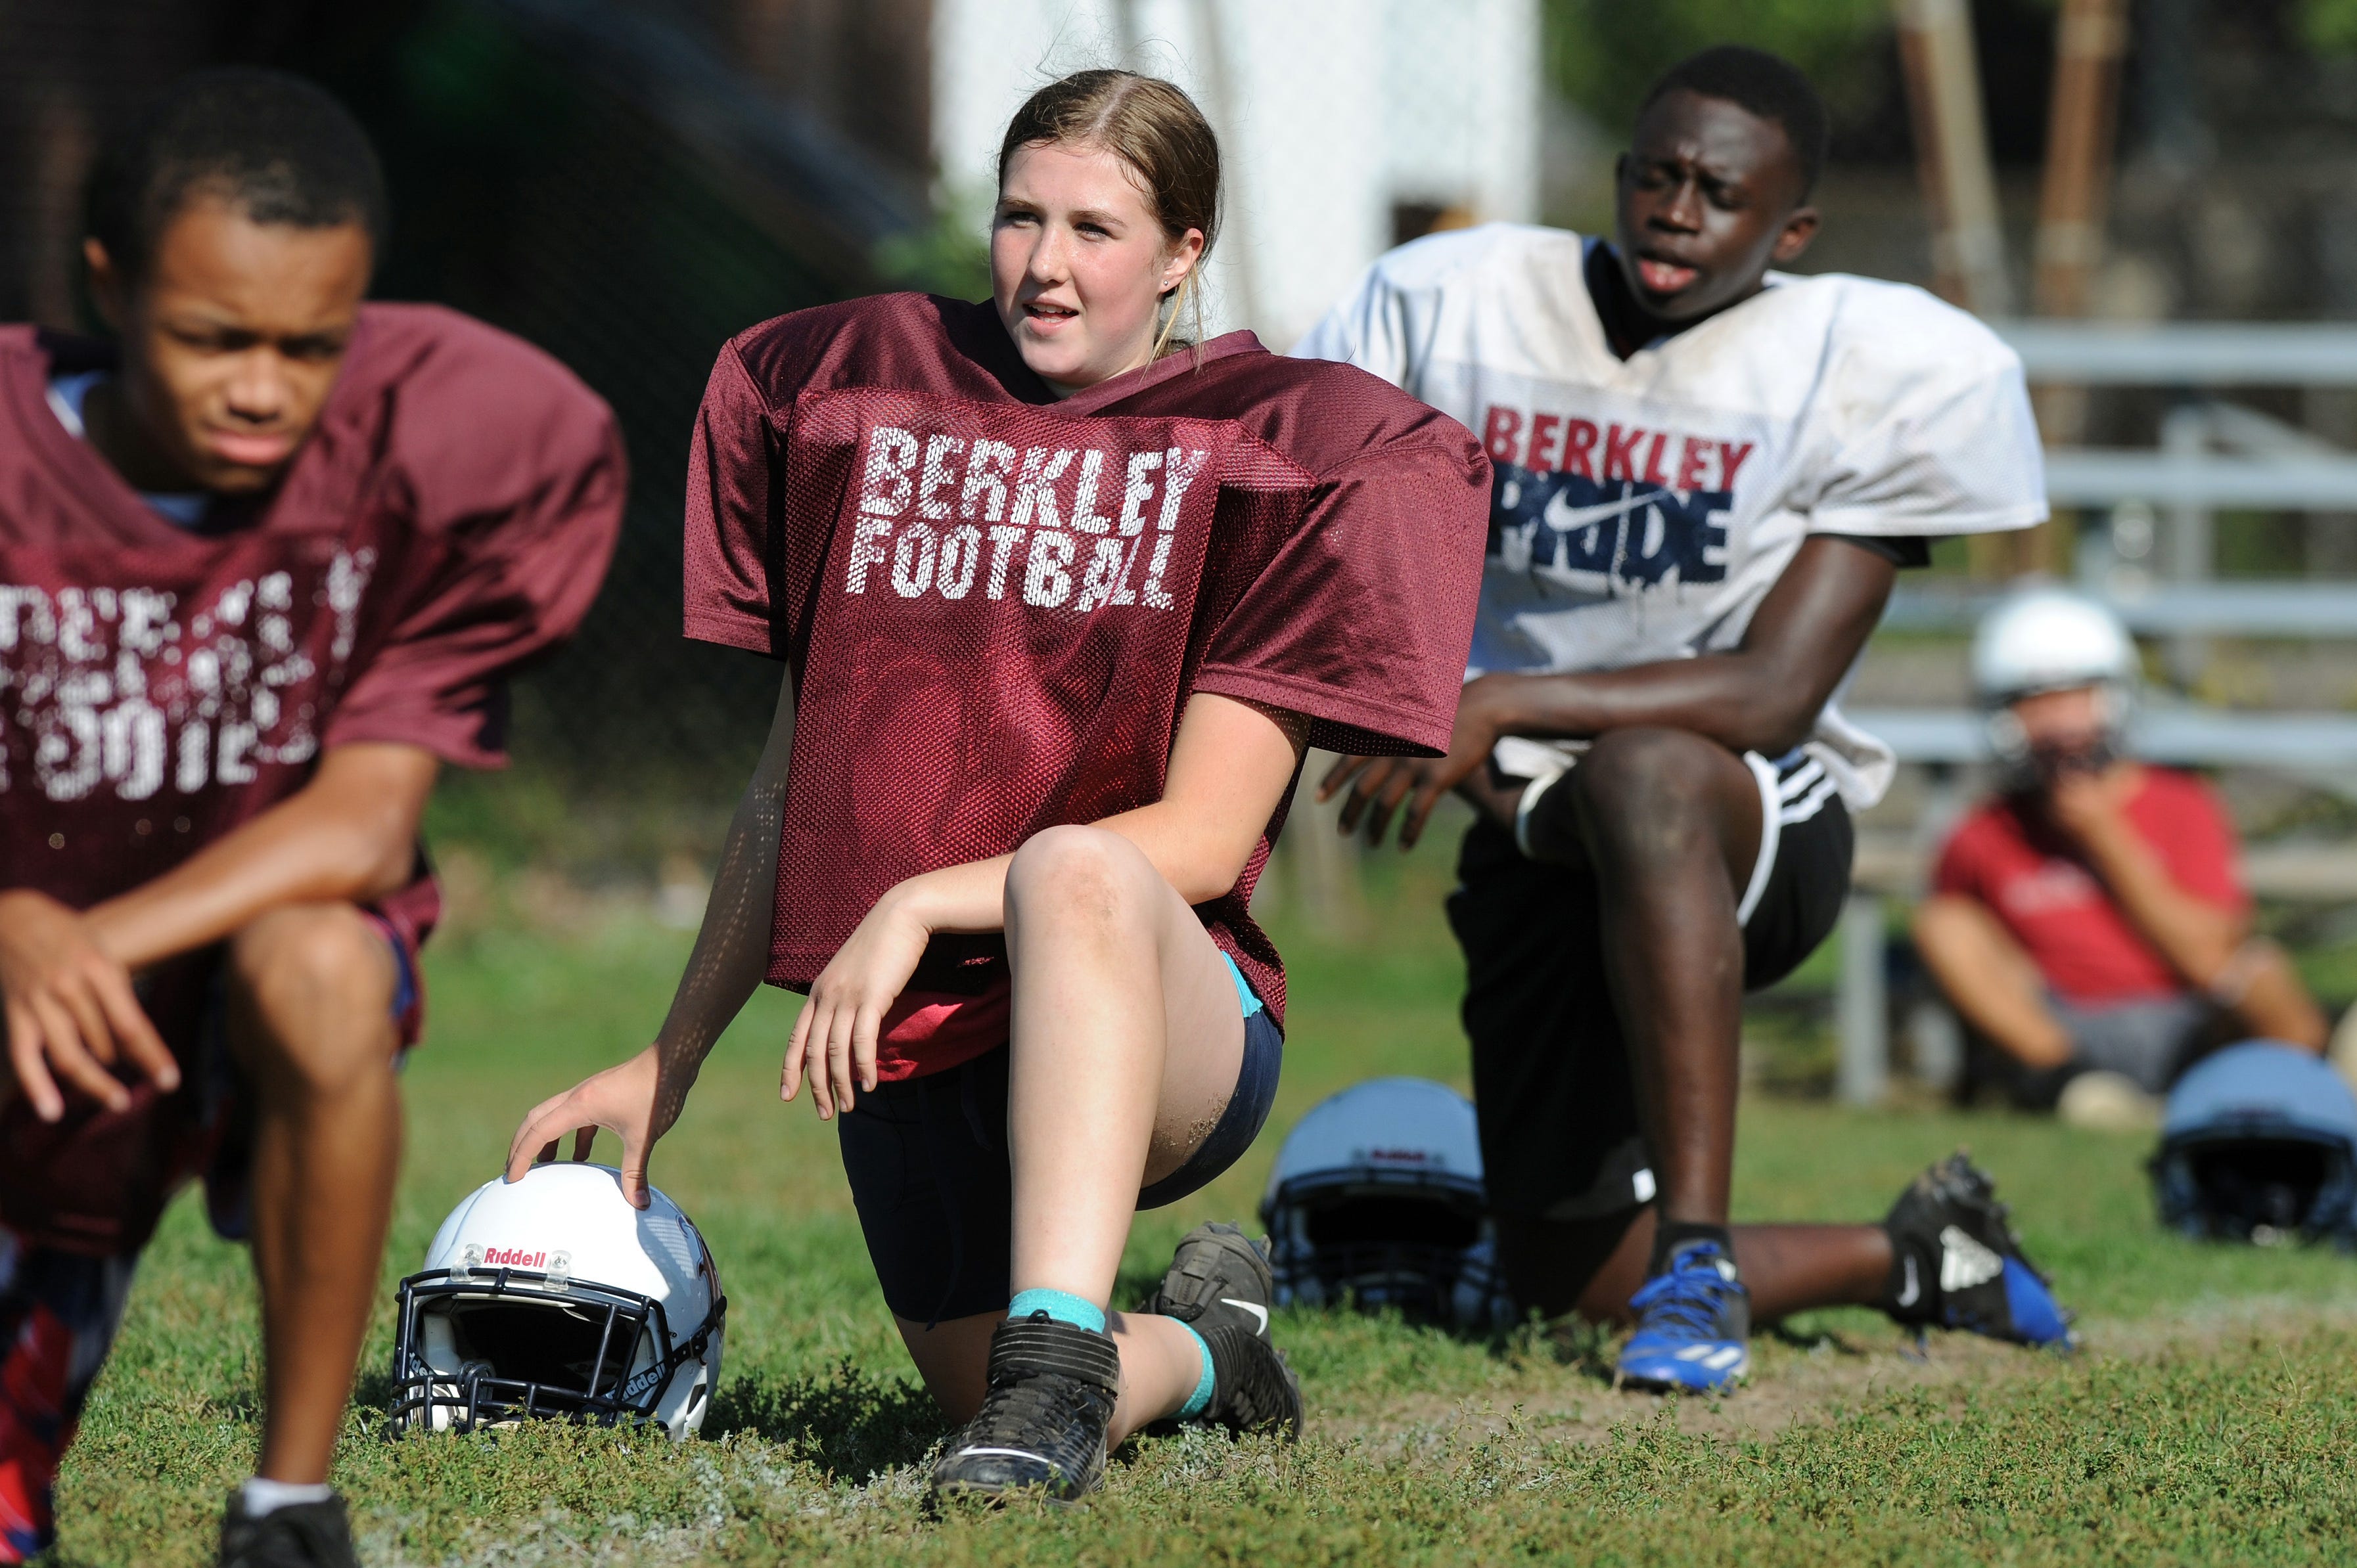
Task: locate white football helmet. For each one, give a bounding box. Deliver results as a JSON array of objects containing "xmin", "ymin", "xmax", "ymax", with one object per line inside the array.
[
  {"xmin": 388, "ymin": 1163, "xmax": 725, "ymax": 1441},
  {"xmin": 1260, "ymin": 1077, "xmax": 1513, "ymax": 1333},
  {"xmin": 1970, "ymin": 586, "xmax": 2139, "ymax": 761}
]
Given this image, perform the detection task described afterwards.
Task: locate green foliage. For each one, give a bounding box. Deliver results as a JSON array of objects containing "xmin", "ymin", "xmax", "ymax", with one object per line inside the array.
[
  {"xmin": 874, "ymin": 209, "xmax": 993, "ymax": 303},
  {"xmin": 2302, "ymin": 0, "xmax": 2357, "ymax": 53},
  {"xmin": 1543, "ymin": 0, "xmax": 1896, "ymax": 140},
  {"xmin": 51, "ymin": 840, "xmax": 2357, "ymax": 1564}
]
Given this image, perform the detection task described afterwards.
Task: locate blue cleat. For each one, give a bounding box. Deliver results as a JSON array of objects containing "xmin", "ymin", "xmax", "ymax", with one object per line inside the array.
[
  {"xmin": 1615, "ymin": 1240, "xmax": 1751, "ymax": 1393},
  {"xmin": 1882, "ymin": 1152, "xmax": 2076, "ymax": 1350}
]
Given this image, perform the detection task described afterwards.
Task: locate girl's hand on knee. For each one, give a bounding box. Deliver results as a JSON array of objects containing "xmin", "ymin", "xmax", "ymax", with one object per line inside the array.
[{"xmin": 783, "ymin": 889, "xmax": 931, "ymax": 1118}]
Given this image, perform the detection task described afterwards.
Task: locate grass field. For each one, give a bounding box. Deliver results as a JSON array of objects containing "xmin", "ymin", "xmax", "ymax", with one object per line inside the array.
[{"xmin": 50, "ymin": 835, "xmax": 2357, "ymax": 1565}]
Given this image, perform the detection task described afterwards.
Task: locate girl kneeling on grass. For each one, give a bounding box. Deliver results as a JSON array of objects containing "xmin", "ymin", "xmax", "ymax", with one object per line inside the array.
[{"xmin": 508, "ymin": 68, "xmax": 1488, "ymax": 1502}]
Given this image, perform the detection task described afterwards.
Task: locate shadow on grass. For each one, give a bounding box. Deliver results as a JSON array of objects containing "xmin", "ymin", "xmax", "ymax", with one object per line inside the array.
[
  {"xmin": 1765, "ymin": 1320, "xmax": 1873, "ymax": 1357},
  {"xmin": 348, "ymin": 1359, "xmax": 941, "ymax": 1475},
  {"xmin": 1518, "ymin": 1312, "xmax": 1619, "ymax": 1383},
  {"xmin": 352, "ymin": 1365, "xmax": 396, "ymax": 1421},
  {"xmin": 708, "ymin": 1359, "xmax": 943, "ymax": 1477}
]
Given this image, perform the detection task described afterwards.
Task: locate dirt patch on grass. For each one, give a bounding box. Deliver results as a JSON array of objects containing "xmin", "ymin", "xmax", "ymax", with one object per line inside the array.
[{"xmin": 1320, "ymin": 1294, "xmax": 2357, "ymax": 1454}]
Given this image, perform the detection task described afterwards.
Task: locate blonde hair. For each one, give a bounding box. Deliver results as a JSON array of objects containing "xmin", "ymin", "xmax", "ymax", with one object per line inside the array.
[{"xmin": 997, "ymin": 69, "xmax": 1221, "ymax": 363}]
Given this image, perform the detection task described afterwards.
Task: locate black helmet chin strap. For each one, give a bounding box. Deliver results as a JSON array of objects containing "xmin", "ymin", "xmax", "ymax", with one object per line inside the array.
[{"xmin": 622, "ymin": 1293, "xmax": 727, "ymax": 1405}]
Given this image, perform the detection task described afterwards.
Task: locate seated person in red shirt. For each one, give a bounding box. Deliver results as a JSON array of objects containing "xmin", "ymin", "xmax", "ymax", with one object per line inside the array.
[
  {"xmin": 0, "ymin": 70, "xmax": 621, "ymax": 1568},
  {"xmin": 1915, "ymin": 589, "xmax": 2326, "ymax": 1117}
]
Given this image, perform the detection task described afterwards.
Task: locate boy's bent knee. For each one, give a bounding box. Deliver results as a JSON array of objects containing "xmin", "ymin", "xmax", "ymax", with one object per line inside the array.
[
  {"xmin": 225, "ymin": 905, "xmax": 399, "ymax": 1092},
  {"xmin": 1575, "ymin": 728, "xmax": 1728, "ymax": 809},
  {"xmin": 1569, "ymin": 728, "xmax": 1748, "ymax": 856}
]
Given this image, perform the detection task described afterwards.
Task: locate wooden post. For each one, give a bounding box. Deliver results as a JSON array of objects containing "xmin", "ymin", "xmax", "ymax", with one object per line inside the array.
[
  {"xmin": 1290, "ymin": 750, "xmax": 1365, "ymax": 939},
  {"xmin": 2032, "ymin": 0, "xmax": 2130, "ymax": 321},
  {"xmin": 1838, "ymin": 893, "xmax": 1890, "ymax": 1107},
  {"xmin": 1893, "ymin": 0, "xmax": 2020, "ymax": 577},
  {"xmin": 1892, "ymin": 0, "xmax": 2012, "ymax": 318},
  {"xmin": 2023, "ymin": 0, "xmax": 2132, "ymax": 577}
]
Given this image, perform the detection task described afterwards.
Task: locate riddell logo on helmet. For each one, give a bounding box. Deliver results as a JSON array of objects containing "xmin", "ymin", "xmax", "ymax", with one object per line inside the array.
[
  {"xmin": 481, "ymin": 1245, "xmax": 546, "ymax": 1268},
  {"xmin": 1367, "ymin": 1148, "xmax": 1431, "ymax": 1163}
]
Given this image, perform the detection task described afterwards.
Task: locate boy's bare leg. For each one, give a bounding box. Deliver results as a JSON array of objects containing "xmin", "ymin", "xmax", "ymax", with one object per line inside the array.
[
  {"xmin": 1558, "ymin": 727, "xmax": 1764, "ymax": 1229},
  {"xmin": 223, "ymin": 903, "xmax": 403, "ymax": 1484},
  {"xmin": 1497, "ymin": 1209, "xmax": 1890, "ymax": 1328}
]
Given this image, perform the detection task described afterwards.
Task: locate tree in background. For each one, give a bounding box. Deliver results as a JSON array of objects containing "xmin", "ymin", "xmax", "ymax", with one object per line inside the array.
[
  {"xmin": 2300, "ymin": 0, "xmax": 2357, "ymax": 49},
  {"xmin": 1543, "ymin": 0, "xmax": 1897, "ymax": 135}
]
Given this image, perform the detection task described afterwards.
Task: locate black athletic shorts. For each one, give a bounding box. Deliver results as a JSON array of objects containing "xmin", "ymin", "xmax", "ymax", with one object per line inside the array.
[
  {"xmin": 1452, "ymin": 747, "xmax": 1853, "ymax": 1223},
  {"xmin": 837, "ymin": 993, "xmax": 1283, "ymax": 1324}
]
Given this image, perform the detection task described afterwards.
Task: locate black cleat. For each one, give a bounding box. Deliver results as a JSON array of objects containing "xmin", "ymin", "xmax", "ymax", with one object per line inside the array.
[
  {"xmin": 1198, "ymin": 1322, "xmax": 1304, "ymax": 1438},
  {"xmin": 1881, "ymin": 1152, "xmax": 2076, "ymax": 1350},
  {"xmin": 1144, "ymin": 1221, "xmax": 1277, "ymax": 1341},
  {"xmin": 217, "ymin": 1492, "xmax": 359, "ymax": 1568},
  {"xmin": 930, "ymin": 1313, "xmax": 1122, "ymax": 1504},
  {"xmin": 1142, "ymin": 1222, "xmax": 1302, "ymax": 1438}
]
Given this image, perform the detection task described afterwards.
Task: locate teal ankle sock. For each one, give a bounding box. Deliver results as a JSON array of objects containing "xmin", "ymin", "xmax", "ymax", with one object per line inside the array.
[
  {"xmin": 1007, "ymin": 1288, "xmax": 1106, "ymax": 1334},
  {"xmin": 1174, "ymin": 1320, "xmax": 1216, "ymax": 1420}
]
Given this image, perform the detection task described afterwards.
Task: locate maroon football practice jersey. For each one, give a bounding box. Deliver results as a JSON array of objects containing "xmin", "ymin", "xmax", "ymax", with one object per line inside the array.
[
  {"xmin": 0, "ymin": 304, "xmax": 624, "ymax": 918},
  {"xmin": 685, "ymin": 294, "xmax": 1488, "ymax": 1079},
  {"xmin": 0, "ymin": 305, "xmax": 622, "ymax": 1250}
]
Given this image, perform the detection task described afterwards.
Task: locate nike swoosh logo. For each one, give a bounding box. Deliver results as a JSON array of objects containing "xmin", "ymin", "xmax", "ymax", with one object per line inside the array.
[
  {"xmin": 1540, "ymin": 485, "xmax": 1664, "ymax": 532},
  {"xmin": 1896, "ymin": 1255, "xmax": 1920, "ymax": 1309},
  {"xmin": 1222, "ymin": 1297, "xmax": 1270, "ymax": 1334},
  {"xmin": 955, "ymin": 1445, "xmax": 1056, "ymax": 1466}
]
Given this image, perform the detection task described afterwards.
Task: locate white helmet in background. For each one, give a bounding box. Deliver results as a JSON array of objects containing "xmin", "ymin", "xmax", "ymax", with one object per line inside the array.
[
  {"xmin": 1259, "ymin": 1077, "xmax": 1513, "ymax": 1334},
  {"xmin": 388, "ymin": 1163, "xmax": 725, "ymax": 1441},
  {"xmin": 1969, "ymin": 586, "xmax": 2138, "ymax": 761}
]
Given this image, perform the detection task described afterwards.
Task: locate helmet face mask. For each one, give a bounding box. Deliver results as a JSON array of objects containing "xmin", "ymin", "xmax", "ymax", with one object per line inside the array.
[
  {"xmin": 2151, "ymin": 1042, "xmax": 2357, "ymax": 1250},
  {"xmin": 1987, "ymin": 676, "xmax": 2132, "ymax": 791},
  {"xmin": 387, "ymin": 1165, "xmax": 725, "ymax": 1441},
  {"xmin": 2154, "ymin": 1133, "xmax": 2357, "ymax": 1247},
  {"xmin": 389, "ymin": 1265, "xmax": 718, "ymax": 1435},
  {"xmin": 1260, "ymin": 1079, "xmax": 1515, "ymax": 1335},
  {"xmin": 1269, "ymin": 1174, "xmax": 1498, "ymax": 1325}
]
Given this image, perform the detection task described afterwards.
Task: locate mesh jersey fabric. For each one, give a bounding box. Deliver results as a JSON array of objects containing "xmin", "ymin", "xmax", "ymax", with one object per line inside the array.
[
  {"xmin": 1292, "ymin": 222, "xmax": 2048, "ymax": 813},
  {"xmin": 683, "ymin": 294, "xmax": 1490, "ymax": 1078},
  {"xmin": 0, "ymin": 307, "xmax": 624, "ymax": 912},
  {"xmin": 1933, "ymin": 767, "xmax": 2249, "ymax": 1004}
]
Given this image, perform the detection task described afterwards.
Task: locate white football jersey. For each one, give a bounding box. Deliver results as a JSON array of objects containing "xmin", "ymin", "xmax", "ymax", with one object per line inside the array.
[{"xmin": 1293, "ymin": 223, "xmax": 2046, "ymax": 809}]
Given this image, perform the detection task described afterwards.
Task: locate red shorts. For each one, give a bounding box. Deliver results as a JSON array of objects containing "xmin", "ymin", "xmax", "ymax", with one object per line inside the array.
[{"xmin": 0, "ymin": 1241, "xmax": 137, "ymax": 1563}]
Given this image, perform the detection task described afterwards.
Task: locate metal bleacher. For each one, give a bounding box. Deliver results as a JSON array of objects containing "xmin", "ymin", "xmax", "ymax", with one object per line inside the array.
[{"xmin": 1832, "ymin": 322, "xmax": 2357, "ymax": 1103}]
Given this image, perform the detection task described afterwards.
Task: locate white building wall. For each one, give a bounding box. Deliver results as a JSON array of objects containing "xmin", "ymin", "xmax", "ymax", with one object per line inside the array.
[{"xmin": 931, "ymin": 0, "xmax": 1542, "ymax": 349}]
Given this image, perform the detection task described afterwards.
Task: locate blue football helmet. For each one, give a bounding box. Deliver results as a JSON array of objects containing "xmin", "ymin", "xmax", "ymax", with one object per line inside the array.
[
  {"xmin": 2151, "ymin": 1041, "xmax": 2357, "ymax": 1247},
  {"xmin": 1258, "ymin": 1077, "xmax": 1513, "ymax": 1333}
]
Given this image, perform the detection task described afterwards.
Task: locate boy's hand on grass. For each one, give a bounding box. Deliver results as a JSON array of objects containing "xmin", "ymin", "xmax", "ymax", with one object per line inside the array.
[
  {"xmin": 0, "ymin": 889, "xmax": 177, "ymax": 1122},
  {"xmin": 781, "ymin": 887, "xmax": 930, "ymax": 1121},
  {"xmin": 507, "ymin": 1043, "xmax": 664, "ymax": 1208}
]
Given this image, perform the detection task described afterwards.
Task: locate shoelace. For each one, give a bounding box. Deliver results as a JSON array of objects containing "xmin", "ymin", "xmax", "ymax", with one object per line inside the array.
[
  {"xmin": 957, "ymin": 1369, "xmax": 1104, "ymax": 1466},
  {"xmin": 1628, "ymin": 1247, "xmax": 1742, "ymax": 1337}
]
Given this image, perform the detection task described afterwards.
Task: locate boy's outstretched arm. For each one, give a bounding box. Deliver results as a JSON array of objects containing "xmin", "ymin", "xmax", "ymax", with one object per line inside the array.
[{"xmin": 1321, "ymin": 535, "xmax": 1899, "ymax": 847}]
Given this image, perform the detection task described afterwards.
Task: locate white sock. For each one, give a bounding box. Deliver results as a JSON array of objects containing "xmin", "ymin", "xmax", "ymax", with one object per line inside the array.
[{"xmin": 240, "ymin": 1477, "xmax": 334, "ymax": 1516}]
